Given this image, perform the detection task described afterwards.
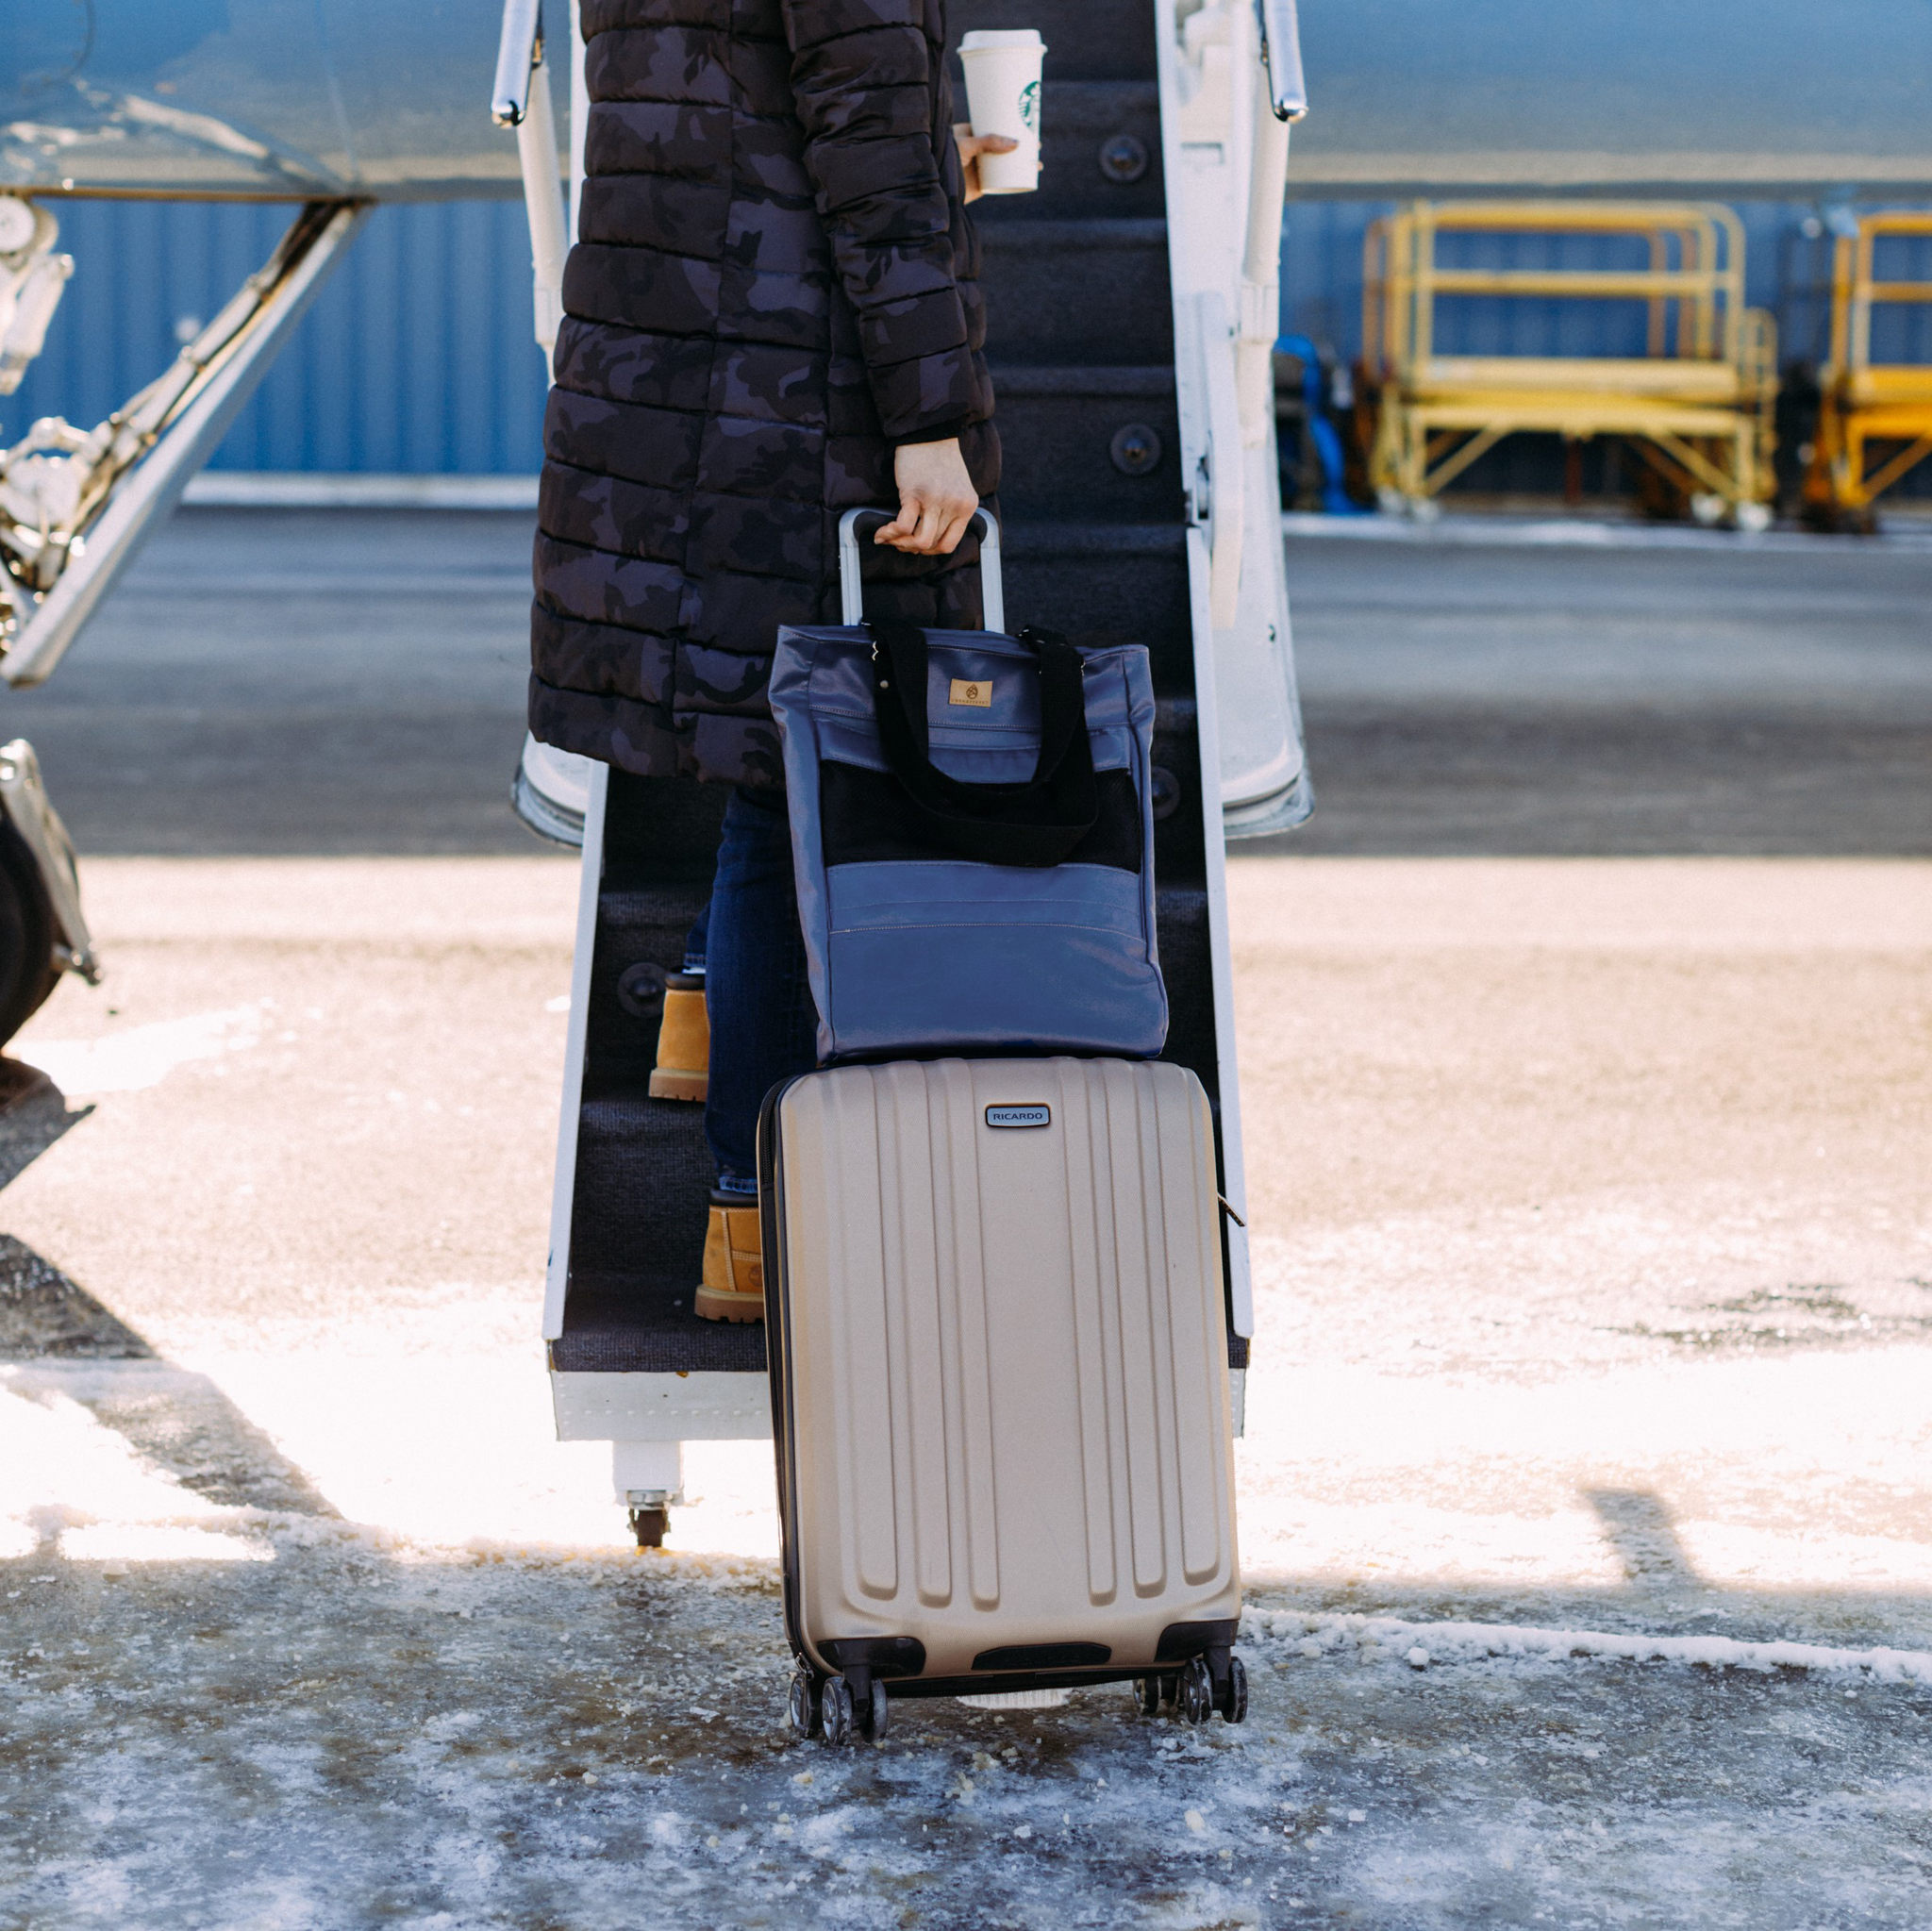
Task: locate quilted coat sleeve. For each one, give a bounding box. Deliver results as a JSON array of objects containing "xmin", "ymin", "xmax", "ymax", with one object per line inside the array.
[{"xmin": 781, "ymin": 0, "xmax": 979, "ymax": 442}]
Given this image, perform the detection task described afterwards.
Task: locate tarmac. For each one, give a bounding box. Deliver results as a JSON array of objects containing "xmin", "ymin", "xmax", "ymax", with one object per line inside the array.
[{"xmin": 0, "ymin": 510, "xmax": 1928, "ymax": 1928}]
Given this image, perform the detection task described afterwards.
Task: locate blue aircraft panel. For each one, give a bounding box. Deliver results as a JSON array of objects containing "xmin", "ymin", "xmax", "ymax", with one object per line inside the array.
[
  {"xmin": 1, "ymin": 0, "xmax": 565, "ymax": 200},
  {"xmin": 5, "ymin": 0, "xmax": 1931, "ymax": 202}
]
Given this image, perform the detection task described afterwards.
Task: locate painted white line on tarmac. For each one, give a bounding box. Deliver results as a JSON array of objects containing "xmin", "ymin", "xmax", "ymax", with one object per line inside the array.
[
  {"xmin": 1284, "ymin": 510, "xmax": 1932, "ymax": 554},
  {"xmin": 1248, "ymin": 1607, "xmax": 1932, "ymax": 1682}
]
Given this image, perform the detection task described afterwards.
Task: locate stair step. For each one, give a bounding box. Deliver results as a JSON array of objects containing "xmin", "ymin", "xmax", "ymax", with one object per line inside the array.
[
  {"xmin": 999, "ymin": 522, "xmax": 1191, "ymax": 681},
  {"xmin": 991, "ymin": 364, "xmax": 1181, "ymax": 523},
  {"xmin": 1155, "ymin": 886, "xmax": 1216, "ymax": 1098},
  {"xmin": 982, "ymin": 216, "xmax": 1170, "ymax": 249},
  {"xmin": 603, "ymin": 771, "xmax": 727, "ymax": 889},
  {"xmin": 953, "ymin": 0, "xmax": 1157, "ymax": 81},
  {"xmin": 554, "ymin": 1274, "xmax": 766, "ymax": 1374},
  {"xmin": 571, "ymin": 1090, "xmax": 710, "ymax": 1281},
  {"xmin": 1151, "ymin": 696, "xmax": 1207, "ymax": 882},
  {"xmin": 970, "ymin": 81, "xmax": 1164, "ymax": 222},
  {"xmin": 991, "ymin": 366, "xmax": 1175, "ymax": 396},
  {"xmin": 586, "ymin": 885, "xmax": 708, "ymax": 1091},
  {"xmin": 976, "ymin": 219, "xmax": 1174, "ymax": 367}
]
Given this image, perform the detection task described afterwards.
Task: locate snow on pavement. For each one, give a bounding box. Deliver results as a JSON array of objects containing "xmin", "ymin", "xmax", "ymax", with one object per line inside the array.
[
  {"xmin": 5, "ymin": 1517, "xmax": 1931, "ymax": 1931},
  {"xmin": 3, "ymin": 854, "xmax": 1929, "ymax": 1927},
  {"xmin": 6, "ymin": 1291, "xmax": 1931, "ymax": 1931}
]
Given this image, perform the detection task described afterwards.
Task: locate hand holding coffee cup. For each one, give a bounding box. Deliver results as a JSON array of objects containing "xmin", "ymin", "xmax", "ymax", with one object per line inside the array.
[
  {"xmin": 954, "ymin": 126, "xmax": 1020, "ymax": 203},
  {"xmin": 958, "ymin": 27, "xmax": 1046, "ymax": 195}
]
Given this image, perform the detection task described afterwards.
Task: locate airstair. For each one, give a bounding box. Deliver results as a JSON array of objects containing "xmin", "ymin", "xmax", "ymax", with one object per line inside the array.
[{"xmin": 514, "ymin": 0, "xmax": 1309, "ymax": 1542}]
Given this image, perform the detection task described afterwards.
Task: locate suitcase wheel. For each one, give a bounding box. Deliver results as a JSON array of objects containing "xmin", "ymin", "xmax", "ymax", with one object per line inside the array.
[
  {"xmin": 1178, "ymin": 1656, "xmax": 1214, "ymax": 1724},
  {"xmin": 1219, "ymin": 1655, "xmax": 1249, "ymax": 1724},
  {"xmin": 856, "ymin": 1677, "xmax": 889, "ymax": 1741},
  {"xmin": 822, "ymin": 1674, "xmax": 856, "ymax": 1746},
  {"xmin": 787, "ymin": 1667, "xmax": 822, "ymax": 1741},
  {"xmin": 1134, "ymin": 1674, "xmax": 1164, "ymax": 1717}
]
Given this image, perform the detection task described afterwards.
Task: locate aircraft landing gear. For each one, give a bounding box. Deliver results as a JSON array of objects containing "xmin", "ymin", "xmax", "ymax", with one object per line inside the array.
[{"xmin": 0, "ymin": 741, "xmax": 95, "ymax": 1052}]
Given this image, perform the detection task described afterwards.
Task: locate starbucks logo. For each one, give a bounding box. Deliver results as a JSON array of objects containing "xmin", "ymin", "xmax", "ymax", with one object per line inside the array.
[{"xmin": 1019, "ymin": 78, "xmax": 1041, "ymax": 133}]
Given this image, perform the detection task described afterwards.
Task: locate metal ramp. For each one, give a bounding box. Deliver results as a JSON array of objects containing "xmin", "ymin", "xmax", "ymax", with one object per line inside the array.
[{"xmin": 537, "ymin": 0, "xmax": 1308, "ymax": 1536}]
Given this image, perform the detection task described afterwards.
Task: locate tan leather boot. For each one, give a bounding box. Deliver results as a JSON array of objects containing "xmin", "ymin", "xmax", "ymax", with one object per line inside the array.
[
  {"xmin": 693, "ymin": 1190, "xmax": 764, "ymax": 1323},
  {"xmin": 649, "ymin": 971, "xmax": 708, "ymax": 1102}
]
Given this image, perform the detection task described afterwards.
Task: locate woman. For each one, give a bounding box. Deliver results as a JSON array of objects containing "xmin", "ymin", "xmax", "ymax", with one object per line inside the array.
[{"xmin": 527, "ymin": 0, "xmax": 1013, "ymax": 1319}]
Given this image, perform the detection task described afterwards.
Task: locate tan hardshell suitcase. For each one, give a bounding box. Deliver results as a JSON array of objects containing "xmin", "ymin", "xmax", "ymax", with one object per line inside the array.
[{"xmin": 758, "ymin": 1056, "xmax": 1246, "ymax": 1742}]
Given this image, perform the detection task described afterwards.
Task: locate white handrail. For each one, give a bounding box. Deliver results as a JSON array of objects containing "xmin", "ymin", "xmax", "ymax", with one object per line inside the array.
[
  {"xmin": 493, "ymin": 0, "xmax": 568, "ymax": 352},
  {"xmin": 1255, "ymin": 0, "xmax": 1308, "ymax": 122},
  {"xmin": 491, "ymin": 0, "xmax": 544, "ymax": 125},
  {"xmin": 516, "ymin": 56, "xmax": 568, "ymax": 351}
]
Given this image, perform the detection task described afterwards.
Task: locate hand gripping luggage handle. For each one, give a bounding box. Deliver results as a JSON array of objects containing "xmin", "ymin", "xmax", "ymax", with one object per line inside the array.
[
  {"xmin": 838, "ymin": 507, "xmax": 1005, "ymax": 634},
  {"xmin": 869, "ymin": 616, "xmax": 1099, "ymax": 869}
]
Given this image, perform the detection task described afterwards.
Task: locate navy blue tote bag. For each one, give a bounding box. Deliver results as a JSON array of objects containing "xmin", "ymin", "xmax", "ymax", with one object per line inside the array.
[{"xmin": 769, "ymin": 508, "xmax": 1168, "ymax": 1064}]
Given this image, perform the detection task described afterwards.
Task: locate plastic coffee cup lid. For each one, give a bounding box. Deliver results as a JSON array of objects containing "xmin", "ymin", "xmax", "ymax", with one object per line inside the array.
[{"xmin": 958, "ymin": 28, "xmax": 1046, "ymax": 50}]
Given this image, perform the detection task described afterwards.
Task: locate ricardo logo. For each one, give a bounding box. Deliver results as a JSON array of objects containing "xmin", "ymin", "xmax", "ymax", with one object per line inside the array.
[{"xmin": 985, "ymin": 1103, "xmax": 1050, "ymax": 1129}]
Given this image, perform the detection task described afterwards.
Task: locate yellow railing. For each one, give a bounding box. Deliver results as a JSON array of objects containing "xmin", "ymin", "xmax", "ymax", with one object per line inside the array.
[
  {"xmin": 1804, "ymin": 210, "xmax": 1932, "ymax": 525},
  {"xmin": 1361, "ymin": 201, "xmax": 1777, "ymax": 521}
]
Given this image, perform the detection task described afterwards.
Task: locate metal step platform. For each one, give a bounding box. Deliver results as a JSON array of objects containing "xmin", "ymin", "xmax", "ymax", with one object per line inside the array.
[{"xmin": 537, "ymin": 0, "xmax": 1310, "ymax": 1532}]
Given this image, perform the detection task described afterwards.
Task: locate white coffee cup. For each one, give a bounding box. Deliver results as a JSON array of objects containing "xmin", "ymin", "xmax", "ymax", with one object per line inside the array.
[{"xmin": 958, "ymin": 28, "xmax": 1046, "ymax": 194}]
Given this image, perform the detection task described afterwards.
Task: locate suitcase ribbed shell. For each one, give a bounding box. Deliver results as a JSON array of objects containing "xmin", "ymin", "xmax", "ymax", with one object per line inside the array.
[{"xmin": 767, "ymin": 1057, "xmax": 1239, "ymax": 1683}]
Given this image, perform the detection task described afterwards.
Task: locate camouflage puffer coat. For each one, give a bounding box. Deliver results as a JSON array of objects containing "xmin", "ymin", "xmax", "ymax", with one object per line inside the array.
[{"xmin": 529, "ymin": 0, "xmax": 1000, "ymax": 787}]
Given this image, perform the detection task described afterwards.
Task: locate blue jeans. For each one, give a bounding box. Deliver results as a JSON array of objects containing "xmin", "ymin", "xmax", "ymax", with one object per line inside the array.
[{"xmin": 696, "ymin": 787, "xmax": 817, "ymax": 1193}]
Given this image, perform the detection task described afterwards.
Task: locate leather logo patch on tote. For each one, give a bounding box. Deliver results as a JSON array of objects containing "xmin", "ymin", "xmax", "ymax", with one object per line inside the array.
[{"xmin": 949, "ymin": 678, "xmax": 993, "ymax": 707}]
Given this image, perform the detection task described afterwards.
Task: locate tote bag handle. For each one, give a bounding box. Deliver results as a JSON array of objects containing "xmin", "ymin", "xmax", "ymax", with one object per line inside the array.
[{"xmin": 868, "ymin": 618, "xmax": 1099, "ymax": 869}]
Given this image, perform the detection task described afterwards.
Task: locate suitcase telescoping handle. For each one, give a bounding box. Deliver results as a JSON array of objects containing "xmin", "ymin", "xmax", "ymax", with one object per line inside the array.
[{"xmin": 837, "ymin": 506, "xmax": 1005, "ymax": 634}]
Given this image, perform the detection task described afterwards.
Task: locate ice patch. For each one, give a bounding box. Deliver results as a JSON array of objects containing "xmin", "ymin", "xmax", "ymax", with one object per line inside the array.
[
  {"xmin": 17, "ymin": 1004, "xmax": 267, "ymax": 1096},
  {"xmin": 60, "ymin": 1523, "xmax": 274, "ymax": 1563}
]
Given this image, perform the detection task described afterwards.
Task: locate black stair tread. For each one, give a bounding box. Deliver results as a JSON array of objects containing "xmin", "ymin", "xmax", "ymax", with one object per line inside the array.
[
  {"xmin": 569, "ymin": 1090, "xmax": 710, "ymax": 1280},
  {"xmin": 977, "ymin": 216, "xmax": 1169, "ymax": 248},
  {"xmin": 972, "ymin": 79, "xmax": 1164, "ymax": 221},
  {"xmin": 990, "ymin": 363, "xmax": 1175, "ymax": 396},
  {"xmin": 1004, "ymin": 520, "xmax": 1185, "ymax": 554},
  {"xmin": 953, "ymin": 0, "xmax": 1156, "ymax": 81},
  {"xmin": 555, "ymin": 1275, "xmax": 767, "ymax": 1374},
  {"xmin": 1032, "ymin": 78, "xmax": 1158, "ymax": 107},
  {"xmin": 555, "ymin": 1290, "xmax": 1245, "ymax": 1375},
  {"xmin": 555, "ymin": 1290, "xmax": 1245, "ymax": 1374},
  {"xmin": 583, "ymin": 883, "xmax": 708, "ymax": 1091},
  {"xmin": 994, "ymin": 543, "xmax": 1191, "ymax": 682}
]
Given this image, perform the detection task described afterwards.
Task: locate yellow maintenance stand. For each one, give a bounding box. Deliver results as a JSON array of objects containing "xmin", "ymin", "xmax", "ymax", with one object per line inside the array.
[
  {"xmin": 1804, "ymin": 210, "xmax": 1932, "ymax": 530},
  {"xmin": 1361, "ymin": 202, "xmax": 1777, "ymax": 525}
]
